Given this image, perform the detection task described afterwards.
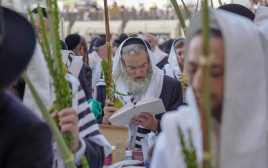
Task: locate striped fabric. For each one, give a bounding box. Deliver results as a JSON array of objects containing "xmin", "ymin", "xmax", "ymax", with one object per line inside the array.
[
  {"xmin": 66, "ymin": 74, "xmax": 111, "ymax": 152},
  {"xmin": 52, "ymin": 74, "xmax": 111, "ymax": 168},
  {"xmin": 135, "ymin": 127, "xmax": 151, "ymax": 148}
]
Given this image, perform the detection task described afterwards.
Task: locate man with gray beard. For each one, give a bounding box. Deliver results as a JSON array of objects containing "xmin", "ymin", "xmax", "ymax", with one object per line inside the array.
[
  {"xmin": 95, "ymin": 37, "xmax": 183, "ymax": 149},
  {"xmin": 144, "ymin": 34, "xmax": 168, "ymax": 69}
]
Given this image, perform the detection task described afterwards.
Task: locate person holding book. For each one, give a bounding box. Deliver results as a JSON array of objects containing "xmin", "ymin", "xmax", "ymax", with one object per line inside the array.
[
  {"xmin": 0, "ymin": 6, "xmax": 53, "ymax": 167},
  {"xmin": 96, "ymin": 37, "xmax": 183, "ymax": 149},
  {"xmin": 23, "ymin": 7, "xmax": 112, "ymax": 168},
  {"xmin": 151, "ymin": 9, "xmax": 268, "ymax": 168}
]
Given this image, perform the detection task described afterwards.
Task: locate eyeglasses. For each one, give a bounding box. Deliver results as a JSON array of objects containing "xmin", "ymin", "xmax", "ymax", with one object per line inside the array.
[{"xmin": 123, "ymin": 61, "xmax": 149, "ymax": 73}]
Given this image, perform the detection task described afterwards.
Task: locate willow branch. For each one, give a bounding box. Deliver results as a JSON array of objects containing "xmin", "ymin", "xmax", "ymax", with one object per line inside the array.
[
  {"xmin": 23, "ymin": 72, "xmax": 77, "ymax": 168},
  {"xmin": 201, "ymin": 0, "xmax": 212, "ymax": 168},
  {"xmin": 103, "ymin": 0, "xmax": 114, "ymax": 102}
]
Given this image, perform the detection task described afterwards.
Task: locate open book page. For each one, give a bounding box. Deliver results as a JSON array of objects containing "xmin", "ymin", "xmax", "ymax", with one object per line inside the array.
[
  {"xmin": 111, "ymin": 103, "xmax": 134, "ymax": 118},
  {"xmin": 109, "ymin": 98, "xmax": 166, "ymax": 126},
  {"xmin": 136, "ymin": 98, "xmax": 159, "ymax": 106},
  {"xmin": 134, "ymin": 98, "xmax": 166, "ymax": 116}
]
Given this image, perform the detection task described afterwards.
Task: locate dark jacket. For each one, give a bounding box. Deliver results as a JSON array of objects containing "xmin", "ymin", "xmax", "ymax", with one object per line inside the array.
[
  {"xmin": 78, "ymin": 64, "xmax": 92, "ymax": 100},
  {"xmin": 0, "ymin": 90, "xmax": 53, "ymax": 168},
  {"xmin": 156, "ymin": 56, "xmax": 168, "ymax": 69}
]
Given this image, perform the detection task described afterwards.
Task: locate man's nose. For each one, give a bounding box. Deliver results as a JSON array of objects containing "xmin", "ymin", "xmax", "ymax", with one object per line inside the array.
[
  {"xmin": 135, "ymin": 67, "xmax": 143, "ymax": 75},
  {"xmin": 192, "ymin": 68, "xmax": 202, "ymax": 94}
]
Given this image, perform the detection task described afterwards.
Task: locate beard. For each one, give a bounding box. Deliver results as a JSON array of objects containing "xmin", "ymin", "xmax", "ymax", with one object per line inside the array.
[
  {"xmin": 194, "ymin": 92, "xmax": 223, "ymax": 123},
  {"xmin": 211, "ymin": 94, "xmax": 223, "ymax": 123},
  {"xmin": 122, "ymin": 67, "xmax": 153, "ymax": 96}
]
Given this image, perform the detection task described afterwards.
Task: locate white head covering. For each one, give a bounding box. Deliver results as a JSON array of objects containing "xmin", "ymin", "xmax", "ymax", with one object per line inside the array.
[
  {"xmin": 152, "ymin": 9, "xmax": 268, "ymax": 168},
  {"xmin": 151, "ymin": 87, "xmax": 203, "ymax": 168},
  {"xmin": 167, "ymin": 38, "xmax": 185, "ymax": 78},
  {"xmin": 254, "ymin": 6, "xmax": 268, "ymax": 93},
  {"xmin": 187, "ymin": 9, "xmax": 268, "ymax": 168},
  {"xmin": 112, "ymin": 37, "xmax": 164, "ymax": 104}
]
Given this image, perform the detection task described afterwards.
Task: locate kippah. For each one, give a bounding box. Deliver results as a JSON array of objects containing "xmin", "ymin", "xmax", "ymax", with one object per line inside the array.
[
  {"xmin": 122, "ymin": 38, "xmax": 146, "ymax": 48},
  {"xmin": 218, "ymin": 4, "xmax": 255, "ymax": 21},
  {"xmin": 65, "ymin": 34, "xmax": 81, "ymax": 50},
  {"xmin": 93, "ymin": 37, "xmax": 106, "ymax": 50}
]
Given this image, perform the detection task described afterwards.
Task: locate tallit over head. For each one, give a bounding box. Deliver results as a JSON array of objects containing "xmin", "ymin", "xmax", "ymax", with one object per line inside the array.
[
  {"xmin": 186, "ymin": 9, "xmax": 268, "ymax": 168},
  {"xmin": 112, "ymin": 37, "xmax": 164, "ymax": 104},
  {"xmin": 167, "ymin": 38, "xmax": 185, "ymax": 78},
  {"xmin": 151, "ymin": 87, "xmax": 203, "ymax": 168},
  {"xmin": 254, "ymin": 6, "xmax": 268, "ymax": 92}
]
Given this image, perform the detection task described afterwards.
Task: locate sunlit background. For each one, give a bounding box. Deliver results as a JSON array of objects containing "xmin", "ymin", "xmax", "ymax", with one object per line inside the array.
[{"xmin": 0, "ymin": 0, "xmax": 257, "ymax": 41}]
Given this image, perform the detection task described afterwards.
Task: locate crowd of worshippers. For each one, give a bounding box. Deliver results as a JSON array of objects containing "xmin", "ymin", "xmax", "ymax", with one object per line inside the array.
[{"xmin": 2, "ymin": 3, "xmax": 268, "ymax": 168}]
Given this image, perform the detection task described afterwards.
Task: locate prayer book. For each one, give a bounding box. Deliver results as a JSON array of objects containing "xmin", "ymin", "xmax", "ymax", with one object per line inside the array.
[{"xmin": 109, "ymin": 98, "xmax": 166, "ymax": 126}]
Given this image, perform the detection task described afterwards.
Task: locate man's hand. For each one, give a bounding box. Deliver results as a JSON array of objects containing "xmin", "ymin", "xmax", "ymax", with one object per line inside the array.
[
  {"xmin": 52, "ymin": 108, "xmax": 80, "ymax": 151},
  {"xmin": 178, "ymin": 76, "xmax": 189, "ymax": 89},
  {"xmin": 103, "ymin": 100, "xmax": 118, "ymax": 124},
  {"xmin": 131, "ymin": 112, "xmax": 158, "ymax": 132}
]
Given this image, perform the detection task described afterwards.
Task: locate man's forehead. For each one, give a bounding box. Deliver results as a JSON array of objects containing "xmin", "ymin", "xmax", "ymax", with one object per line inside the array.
[
  {"xmin": 187, "ymin": 34, "xmax": 224, "ymax": 66},
  {"xmin": 122, "ymin": 50, "xmax": 149, "ymax": 62}
]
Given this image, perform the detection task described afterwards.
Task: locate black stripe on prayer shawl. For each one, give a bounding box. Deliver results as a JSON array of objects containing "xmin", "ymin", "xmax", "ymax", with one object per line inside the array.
[
  {"xmin": 135, "ymin": 144, "xmax": 142, "ymax": 148},
  {"xmin": 136, "ymin": 136, "xmax": 147, "ymax": 141},
  {"xmin": 135, "ymin": 127, "xmax": 151, "ymax": 149},
  {"xmin": 68, "ymin": 54, "xmax": 73, "ymax": 63},
  {"xmin": 78, "ymin": 85, "xmax": 82, "ymax": 91},
  {"xmin": 78, "ymin": 108, "xmax": 91, "ymax": 120},
  {"xmin": 79, "ymin": 120, "xmax": 96, "ymax": 132},
  {"xmin": 137, "ymin": 127, "xmax": 151, "ymax": 134},
  {"xmin": 78, "ymin": 97, "xmax": 87, "ymax": 105},
  {"xmin": 85, "ymin": 130, "xmax": 101, "ymax": 138},
  {"xmin": 69, "ymin": 81, "xmax": 72, "ymax": 92},
  {"xmin": 66, "ymin": 74, "xmax": 103, "ymax": 149}
]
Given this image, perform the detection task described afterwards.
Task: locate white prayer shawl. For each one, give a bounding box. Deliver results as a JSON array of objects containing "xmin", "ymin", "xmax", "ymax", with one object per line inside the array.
[
  {"xmin": 152, "ymin": 45, "xmax": 168, "ymax": 65},
  {"xmin": 88, "ymin": 51, "xmax": 102, "ymax": 70},
  {"xmin": 23, "ymin": 43, "xmax": 52, "ymax": 118},
  {"xmin": 215, "ymin": 9, "xmax": 268, "ymax": 168},
  {"xmin": 163, "ymin": 63, "xmax": 176, "ymax": 79},
  {"xmin": 164, "ymin": 38, "xmax": 184, "ymax": 79},
  {"xmin": 151, "ymin": 87, "xmax": 202, "ymax": 168},
  {"xmin": 113, "ymin": 37, "xmax": 164, "ymax": 148},
  {"xmin": 92, "ymin": 61, "xmax": 103, "ymax": 90},
  {"xmin": 113, "ymin": 37, "xmax": 164, "ymax": 107},
  {"xmin": 152, "ymin": 9, "xmax": 268, "ymax": 168},
  {"xmin": 254, "ymin": 6, "xmax": 268, "ymax": 94},
  {"xmin": 61, "ymin": 50, "xmax": 83, "ymax": 78}
]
